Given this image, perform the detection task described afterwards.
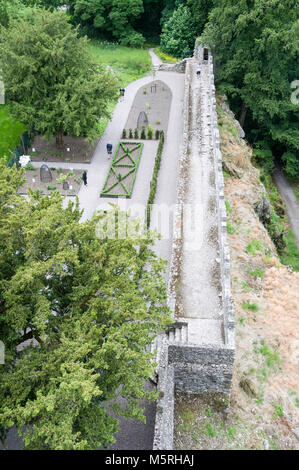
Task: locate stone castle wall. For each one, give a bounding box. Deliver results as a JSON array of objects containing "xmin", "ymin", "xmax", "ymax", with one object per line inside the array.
[{"xmin": 153, "ymin": 45, "xmax": 235, "ymax": 450}]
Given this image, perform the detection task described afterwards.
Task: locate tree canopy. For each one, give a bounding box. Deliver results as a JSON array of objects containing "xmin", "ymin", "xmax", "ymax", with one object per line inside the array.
[
  {"xmin": 202, "ymin": 0, "xmax": 299, "ymax": 177},
  {"xmin": 0, "ymin": 8, "xmax": 119, "ymax": 146},
  {"xmin": 0, "ymin": 162, "xmax": 171, "ymax": 449},
  {"xmin": 68, "ymin": 0, "xmax": 145, "ymax": 46},
  {"xmin": 160, "ymin": 4, "xmax": 197, "ymax": 58}
]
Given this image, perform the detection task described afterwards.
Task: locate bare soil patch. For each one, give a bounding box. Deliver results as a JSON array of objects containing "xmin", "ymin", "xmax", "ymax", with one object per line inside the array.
[
  {"xmin": 29, "ymin": 135, "xmax": 97, "ymax": 163},
  {"xmin": 125, "ymin": 80, "xmax": 172, "ymax": 136},
  {"xmin": 19, "ymin": 167, "xmax": 83, "ymax": 196}
]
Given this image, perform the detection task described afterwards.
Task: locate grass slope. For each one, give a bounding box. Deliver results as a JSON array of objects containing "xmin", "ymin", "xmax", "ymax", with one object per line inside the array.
[
  {"xmin": 153, "ymin": 47, "xmax": 178, "ymax": 63},
  {"xmin": 88, "ymin": 41, "xmax": 151, "ymax": 138},
  {"xmin": 88, "ymin": 41, "xmax": 151, "ymax": 87},
  {"xmin": 0, "ymin": 106, "xmax": 26, "ymax": 162},
  {"xmin": 1, "ymin": 43, "xmax": 151, "ymax": 158}
]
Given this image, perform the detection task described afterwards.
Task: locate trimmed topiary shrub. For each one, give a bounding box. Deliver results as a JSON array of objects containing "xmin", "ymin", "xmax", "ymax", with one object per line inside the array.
[
  {"xmin": 129, "ymin": 128, "xmax": 133, "ymax": 139},
  {"xmin": 134, "ymin": 128, "xmax": 139, "ymax": 139},
  {"xmin": 147, "ymin": 125, "xmax": 153, "ymax": 140},
  {"xmin": 141, "ymin": 126, "xmax": 146, "ymax": 140},
  {"xmin": 155, "ymin": 130, "xmax": 160, "ymax": 140},
  {"xmin": 146, "ymin": 131, "xmax": 165, "ymax": 227},
  {"xmin": 122, "ymin": 129, "xmax": 126, "ymax": 139}
]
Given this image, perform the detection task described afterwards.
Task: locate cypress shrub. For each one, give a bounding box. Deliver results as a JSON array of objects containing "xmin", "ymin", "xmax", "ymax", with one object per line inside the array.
[
  {"xmin": 146, "ymin": 132, "xmax": 165, "ymax": 228},
  {"xmin": 147, "ymin": 125, "xmax": 153, "ymax": 140},
  {"xmin": 141, "ymin": 126, "xmax": 146, "ymax": 140}
]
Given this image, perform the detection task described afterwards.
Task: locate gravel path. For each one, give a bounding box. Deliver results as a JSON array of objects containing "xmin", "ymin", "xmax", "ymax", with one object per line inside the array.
[
  {"xmin": 273, "ymin": 167, "xmax": 299, "ymax": 247},
  {"xmin": 3, "ymin": 49, "xmax": 185, "ymax": 451},
  {"xmin": 149, "ymin": 48, "xmax": 163, "ymax": 67}
]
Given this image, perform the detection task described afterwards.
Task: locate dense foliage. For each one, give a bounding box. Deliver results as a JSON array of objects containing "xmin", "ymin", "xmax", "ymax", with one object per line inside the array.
[
  {"xmin": 68, "ymin": 0, "xmax": 145, "ymax": 46},
  {"xmin": 0, "ymin": 162, "xmax": 171, "ymax": 449},
  {"xmin": 0, "ymin": 8, "xmax": 119, "ymax": 146},
  {"xmin": 160, "ymin": 4, "xmax": 197, "ymax": 58},
  {"xmin": 59, "ymin": 1, "xmax": 213, "ymax": 47},
  {"xmin": 159, "ymin": 1, "xmax": 214, "ymax": 57},
  {"xmin": 202, "ymin": 0, "xmax": 299, "ymax": 177},
  {"xmin": 0, "ymin": 107, "xmax": 26, "ymax": 162},
  {"xmin": 147, "ymin": 131, "xmax": 165, "ymax": 227}
]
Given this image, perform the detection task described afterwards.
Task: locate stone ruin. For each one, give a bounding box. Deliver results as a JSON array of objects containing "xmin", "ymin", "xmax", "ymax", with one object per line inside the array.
[
  {"xmin": 152, "ymin": 45, "xmax": 235, "ymax": 450},
  {"xmin": 40, "ymin": 164, "xmax": 52, "ymax": 183}
]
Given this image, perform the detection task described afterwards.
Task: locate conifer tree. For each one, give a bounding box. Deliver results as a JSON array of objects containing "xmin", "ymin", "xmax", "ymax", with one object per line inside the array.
[{"xmin": 0, "ymin": 163, "xmax": 171, "ymax": 449}]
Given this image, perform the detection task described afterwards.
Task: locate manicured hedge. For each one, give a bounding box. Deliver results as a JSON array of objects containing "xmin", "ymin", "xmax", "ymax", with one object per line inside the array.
[
  {"xmin": 146, "ymin": 131, "xmax": 165, "ymax": 228},
  {"xmin": 100, "ymin": 141, "xmax": 144, "ymax": 198},
  {"xmin": 122, "ymin": 128, "xmax": 162, "ymax": 140}
]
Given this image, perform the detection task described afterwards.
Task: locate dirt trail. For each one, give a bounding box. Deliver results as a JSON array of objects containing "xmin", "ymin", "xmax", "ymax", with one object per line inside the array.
[{"xmin": 273, "ymin": 167, "xmax": 299, "ymax": 247}]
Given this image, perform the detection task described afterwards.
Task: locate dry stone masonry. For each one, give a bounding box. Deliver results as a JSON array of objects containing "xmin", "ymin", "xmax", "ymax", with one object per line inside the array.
[
  {"xmin": 153, "ymin": 45, "xmax": 235, "ymax": 450},
  {"xmin": 158, "ymin": 59, "xmax": 186, "ymax": 74}
]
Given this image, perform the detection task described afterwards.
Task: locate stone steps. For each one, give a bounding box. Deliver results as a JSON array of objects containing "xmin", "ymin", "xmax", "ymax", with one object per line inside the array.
[{"xmin": 166, "ymin": 322, "xmax": 188, "ymax": 344}]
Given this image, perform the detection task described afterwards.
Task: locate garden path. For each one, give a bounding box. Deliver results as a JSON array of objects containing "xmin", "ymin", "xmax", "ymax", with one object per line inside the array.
[{"xmin": 273, "ymin": 167, "xmax": 299, "ymax": 248}]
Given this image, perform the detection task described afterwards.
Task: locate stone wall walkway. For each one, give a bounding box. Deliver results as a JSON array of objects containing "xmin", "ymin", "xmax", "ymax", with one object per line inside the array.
[{"xmin": 178, "ymin": 59, "xmax": 224, "ymax": 345}]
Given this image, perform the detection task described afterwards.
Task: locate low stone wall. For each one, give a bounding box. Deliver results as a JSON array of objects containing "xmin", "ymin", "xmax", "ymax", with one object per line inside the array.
[
  {"xmin": 152, "ymin": 336, "xmax": 174, "ymax": 450},
  {"xmin": 206, "ymin": 52, "xmax": 235, "ymax": 350},
  {"xmin": 174, "ymin": 364, "xmax": 233, "ymax": 396},
  {"xmin": 158, "ymin": 60, "xmax": 186, "ymax": 74},
  {"xmin": 167, "ymin": 59, "xmax": 192, "ymax": 315},
  {"xmin": 152, "ymin": 60, "xmax": 191, "ymax": 451}
]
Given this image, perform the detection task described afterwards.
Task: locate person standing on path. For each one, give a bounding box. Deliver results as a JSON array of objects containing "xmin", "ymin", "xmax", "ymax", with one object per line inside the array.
[
  {"xmin": 82, "ymin": 170, "xmax": 87, "ymax": 186},
  {"xmin": 106, "ymin": 143, "xmax": 113, "ymax": 157},
  {"xmin": 120, "ymin": 88, "xmax": 125, "ymax": 101}
]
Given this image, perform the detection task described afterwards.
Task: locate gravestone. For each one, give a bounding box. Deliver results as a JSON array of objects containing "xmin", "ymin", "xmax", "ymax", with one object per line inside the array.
[
  {"xmin": 40, "ymin": 164, "xmax": 52, "ymax": 183},
  {"xmin": 137, "ymin": 111, "xmax": 149, "ymax": 130}
]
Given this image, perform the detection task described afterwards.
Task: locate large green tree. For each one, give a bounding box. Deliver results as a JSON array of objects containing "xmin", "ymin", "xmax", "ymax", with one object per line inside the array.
[
  {"xmin": 160, "ymin": 0, "xmax": 214, "ymax": 34},
  {"xmin": 0, "ymin": 0, "xmax": 38, "ymax": 26},
  {"xmin": 202, "ymin": 0, "xmax": 299, "ymax": 176},
  {"xmin": 0, "ymin": 162, "xmax": 171, "ymax": 449},
  {"xmin": 160, "ymin": 4, "xmax": 197, "ymax": 58},
  {"xmin": 0, "ymin": 8, "xmax": 119, "ymax": 146},
  {"xmin": 68, "ymin": 0, "xmax": 145, "ymax": 46}
]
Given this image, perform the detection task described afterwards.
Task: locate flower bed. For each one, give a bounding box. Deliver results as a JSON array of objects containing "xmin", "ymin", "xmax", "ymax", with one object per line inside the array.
[{"xmin": 18, "ymin": 167, "xmax": 83, "ymax": 196}]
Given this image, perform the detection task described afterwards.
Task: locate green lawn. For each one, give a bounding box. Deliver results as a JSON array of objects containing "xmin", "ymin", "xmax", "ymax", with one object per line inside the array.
[
  {"xmin": 88, "ymin": 41, "xmax": 151, "ymax": 87},
  {"xmin": 0, "ymin": 106, "xmax": 26, "ymax": 163},
  {"xmin": 88, "ymin": 41, "xmax": 151, "ymax": 137},
  {"xmin": 0, "ymin": 43, "xmax": 151, "ymax": 156},
  {"xmin": 153, "ymin": 47, "xmax": 179, "ymax": 63},
  {"xmin": 280, "ymin": 229, "xmax": 299, "ymax": 272}
]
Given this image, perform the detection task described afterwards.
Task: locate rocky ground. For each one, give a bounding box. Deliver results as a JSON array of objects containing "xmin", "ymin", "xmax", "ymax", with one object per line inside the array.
[{"xmin": 174, "ymin": 97, "xmax": 299, "ymax": 451}]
